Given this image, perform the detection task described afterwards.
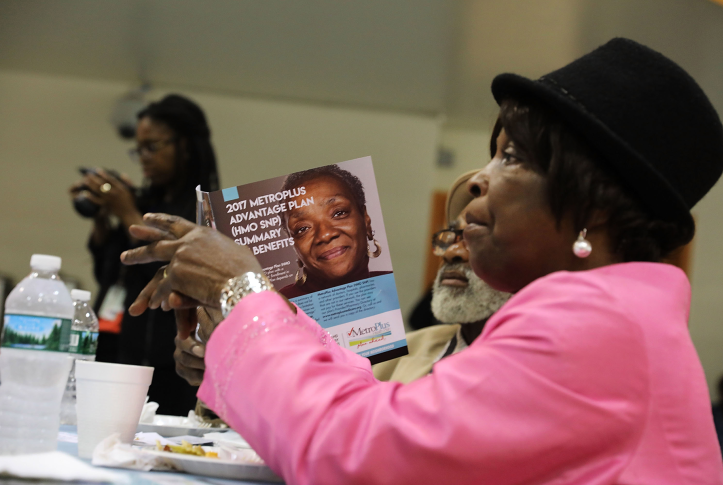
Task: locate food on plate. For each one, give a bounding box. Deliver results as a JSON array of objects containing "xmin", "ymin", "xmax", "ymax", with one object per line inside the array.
[{"xmin": 156, "ymin": 440, "xmax": 219, "ymax": 458}]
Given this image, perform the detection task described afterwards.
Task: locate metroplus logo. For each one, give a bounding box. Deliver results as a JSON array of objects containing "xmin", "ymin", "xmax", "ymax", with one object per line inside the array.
[
  {"xmin": 347, "ymin": 321, "xmax": 392, "ymax": 348},
  {"xmin": 348, "ymin": 321, "xmax": 390, "ymax": 338}
]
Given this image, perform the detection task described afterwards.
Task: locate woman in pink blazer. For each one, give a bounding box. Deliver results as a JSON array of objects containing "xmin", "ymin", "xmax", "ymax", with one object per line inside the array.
[{"xmin": 124, "ymin": 38, "xmax": 723, "ymax": 484}]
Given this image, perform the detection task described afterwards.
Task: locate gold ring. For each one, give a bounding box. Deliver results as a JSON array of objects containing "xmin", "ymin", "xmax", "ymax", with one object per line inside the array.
[
  {"xmin": 163, "ymin": 267, "xmax": 168, "ymax": 279},
  {"xmin": 100, "ymin": 183, "xmax": 112, "ymax": 193}
]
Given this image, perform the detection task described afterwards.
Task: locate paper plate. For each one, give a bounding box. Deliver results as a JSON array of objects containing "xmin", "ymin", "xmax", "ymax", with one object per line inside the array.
[
  {"xmin": 136, "ymin": 414, "xmax": 226, "ymax": 437},
  {"xmin": 140, "ymin": 446, "xmax": 282, "ymax": 482}
]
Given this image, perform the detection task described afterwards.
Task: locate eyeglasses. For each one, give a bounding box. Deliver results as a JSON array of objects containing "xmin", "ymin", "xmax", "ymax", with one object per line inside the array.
[
  {"xmin": 432, "ymin": 228, "xmax": 464, "ymax": 256},
  {"xmin": 128, "ymin": 138, "xmax": 176, "ymax": 161}
]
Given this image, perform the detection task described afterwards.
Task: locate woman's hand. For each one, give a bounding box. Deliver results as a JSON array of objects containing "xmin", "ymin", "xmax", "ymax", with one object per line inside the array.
[
  {"xmin": 69, "ymin": 169, "xmax": 142, "ymax": 230},
  {"xmin": 121, "ymin": 213, "xmax": 263, "ymax": 337},
  {"xmin": 69, "ymin": 176, "xmax": 105, "ymax": 215},
  {"xmin": 70, "ymin": 172, "xmax": 111, "ymax": 244},
  {"xmin": 172, "ymin": 306, "xmax": 223, "ymax": 385},
  {"xmin": 93, "ymin": 169, "xmax": 141, "ymax": 225},
  {"xmin": 174, "ymin": 335, "xmax": 205, "ymax": 386},
  {"xmin": 198, "ymin": 307, "xmax": 224, "ymax": 342}
]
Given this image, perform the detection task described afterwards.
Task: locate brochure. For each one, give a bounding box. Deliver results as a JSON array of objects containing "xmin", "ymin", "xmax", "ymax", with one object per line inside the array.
[{"xmin": 196, "ymin": 156, "xmax": 407, "ymax": 364}]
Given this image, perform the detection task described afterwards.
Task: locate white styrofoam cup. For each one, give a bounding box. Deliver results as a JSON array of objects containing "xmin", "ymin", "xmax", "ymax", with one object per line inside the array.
[{"xmin": 75, "ymin": 361, "xmax": 154, "ymax": 458}]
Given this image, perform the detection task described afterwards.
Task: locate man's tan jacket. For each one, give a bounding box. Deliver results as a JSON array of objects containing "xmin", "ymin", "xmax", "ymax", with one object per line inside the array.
[{"xmin": 372, "ymin": 324, "xmax": 460, "ymax": 384}]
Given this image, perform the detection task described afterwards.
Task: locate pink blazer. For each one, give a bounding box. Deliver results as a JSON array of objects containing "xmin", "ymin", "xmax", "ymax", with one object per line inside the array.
[{"xmin": 199, "ymin": 262, "xmax": 723, "ymax": 484}]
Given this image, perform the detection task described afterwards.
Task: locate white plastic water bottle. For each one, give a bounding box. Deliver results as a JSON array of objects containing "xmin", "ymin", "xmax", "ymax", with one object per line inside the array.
[
  {"xmin": 0, "ymin": 254, "xmax": 74, "ymax": 454},
  {"xmin": 60, "ymin": 290, "xmax": 99, "ymax": 425}
]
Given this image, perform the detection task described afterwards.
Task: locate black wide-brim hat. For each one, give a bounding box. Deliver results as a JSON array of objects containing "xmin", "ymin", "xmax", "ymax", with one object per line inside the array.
[{"xmin": 491, "ymin": 37, "xmax": 723, "ymax": 231}]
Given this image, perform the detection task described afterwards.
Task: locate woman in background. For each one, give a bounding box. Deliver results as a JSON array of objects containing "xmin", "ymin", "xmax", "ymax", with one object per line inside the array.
[{"xmin": 69, "ymin": 94, "xmax": 219, "ymax": 415}]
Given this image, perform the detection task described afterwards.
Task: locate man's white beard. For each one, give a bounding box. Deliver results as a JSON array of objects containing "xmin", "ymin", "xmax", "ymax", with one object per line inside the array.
[{"xmin": 431, "ymin": 262, "xmax": 510, "ymax": 324}]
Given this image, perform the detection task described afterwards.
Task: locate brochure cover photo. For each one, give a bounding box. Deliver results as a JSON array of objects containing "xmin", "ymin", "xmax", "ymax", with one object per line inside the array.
[{"xmin": 197, "ymin": 156, "xmax": 407, "ymax": 364}]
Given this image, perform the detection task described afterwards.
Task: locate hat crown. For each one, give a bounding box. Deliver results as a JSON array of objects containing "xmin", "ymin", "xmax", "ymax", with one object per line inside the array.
[{"xmin": 492, "ymin": 38, "xmax": 723, "ymax": 222}]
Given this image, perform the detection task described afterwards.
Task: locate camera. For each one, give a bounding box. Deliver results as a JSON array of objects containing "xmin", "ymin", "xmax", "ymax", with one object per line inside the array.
[{"xmin": 72, "ymin": 167, "xmax": 137, "ymax": 218}]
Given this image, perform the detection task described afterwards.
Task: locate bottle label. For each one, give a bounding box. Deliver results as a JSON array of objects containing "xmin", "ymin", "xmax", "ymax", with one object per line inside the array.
[
  {"xmin": 68, "ymin": 330, "xmax": 99, "ymax": 355},
  {"xmin": 1, "ymin": 314, "xmax": 73, "ymax": 352}
]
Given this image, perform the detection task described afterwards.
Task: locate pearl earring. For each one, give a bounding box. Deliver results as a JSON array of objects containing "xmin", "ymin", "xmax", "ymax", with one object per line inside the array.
[{"xmin": 573, "ymin": 229, "xmax": 592, "ymax": 258}]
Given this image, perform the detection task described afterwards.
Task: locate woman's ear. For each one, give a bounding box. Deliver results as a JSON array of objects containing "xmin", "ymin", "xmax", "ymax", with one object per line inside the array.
[
  {"xmin": 584, "ymin": 209, "xmax": 610, "ymax": 232},
  {"xmin": 364, "ymin": 208, "xmax": 373, "ymax": 239}
]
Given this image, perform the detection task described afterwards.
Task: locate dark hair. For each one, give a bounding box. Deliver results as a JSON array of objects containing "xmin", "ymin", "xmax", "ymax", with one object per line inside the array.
[
  {"xmin": 280, "ymin": 165, "xmax": 366, "ymax": 234},
  {"xmin": 493, "ymin": 98, "xmax": 693, "ymax": 262},
  {"xmin": 138, "ymin": 94, "xmax": 220, "ymax": 204}
]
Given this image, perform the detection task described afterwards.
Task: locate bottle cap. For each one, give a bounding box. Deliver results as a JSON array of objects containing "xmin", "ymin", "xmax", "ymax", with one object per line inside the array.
[
  {"xmin": 30, "ymin": 254, "xmax": 62, "ymax": 272},
  {"xmin": 71, "ymin": 289, "xmax": 91, "ymax": 302}
]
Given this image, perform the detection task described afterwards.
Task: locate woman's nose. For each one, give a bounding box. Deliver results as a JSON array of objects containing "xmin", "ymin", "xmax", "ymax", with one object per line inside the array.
[
  {"xmin": 467, "ymin": 168, "xmax": 489, "ymax": 199},
  {"xmin": 315, "ymin": 220, "xmax": 340, "ymax": 243},
  {"xmin": 443, "ymin": 239, "xmax": 469, "ymax": 264}
]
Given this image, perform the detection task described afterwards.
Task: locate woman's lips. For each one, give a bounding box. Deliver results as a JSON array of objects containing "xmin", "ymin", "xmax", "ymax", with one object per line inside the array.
[
  {"xmin": 463, "ymin": 222, "xmax": 489, "ymax": 238},
  {"xmin": 465, "ymin": 211, "xmax": 487, "ymax": 227},
  {"xmin": 319, "ymin": 246, "xmax": 349, "ymax": 261},
  {"xmin": 463, "ymin": 212, "xmax": 489, "ymax": 239},
  {"xmin": 440, "ymin": 270, "xmax": 468, "ymax": 288}
]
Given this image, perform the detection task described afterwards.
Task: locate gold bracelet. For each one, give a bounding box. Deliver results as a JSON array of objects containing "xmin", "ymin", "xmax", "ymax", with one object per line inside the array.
[{"xmin": 219, "ymin": 271, "xmax": 275, "ymax": 318}]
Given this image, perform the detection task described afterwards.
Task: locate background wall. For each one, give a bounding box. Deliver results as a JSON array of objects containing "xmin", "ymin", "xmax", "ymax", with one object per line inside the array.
[
  {"xmin": 435, "ymin": 127, "xmax": 492, "ymax": 191},
  {"xmin": 0, "ymin": 70, "xmax": 439, "ymax": 319}
]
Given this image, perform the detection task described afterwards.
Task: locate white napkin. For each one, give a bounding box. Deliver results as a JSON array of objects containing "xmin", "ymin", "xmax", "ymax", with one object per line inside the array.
[
  {"xmin": 92, "ymin": 433, "xmax": 171, "ymax": 472},
  {"xmin": 0, "ymin": 450, "xmax": 126, "ymax": 483},
  {"xmin": 139, "ymin": 399, "xmax": 159, "ymax": 424},
  {"xmin": 185, "ymin": 410, "xmax": 203, "ymax": 427}
]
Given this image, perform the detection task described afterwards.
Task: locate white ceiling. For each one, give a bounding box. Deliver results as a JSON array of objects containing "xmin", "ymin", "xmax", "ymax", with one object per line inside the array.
[{"xmin": 1, "ymin": 0, "xmax": 722, "ymax": 128}]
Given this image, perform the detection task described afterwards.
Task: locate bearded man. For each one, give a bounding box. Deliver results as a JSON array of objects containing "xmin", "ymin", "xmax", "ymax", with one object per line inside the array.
[{"xmin": 373, "ymin": 171, "xmax": 510, "ymax": 383}]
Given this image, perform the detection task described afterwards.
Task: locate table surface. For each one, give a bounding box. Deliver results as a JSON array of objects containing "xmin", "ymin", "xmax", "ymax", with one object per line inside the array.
[{"xmin": 54, "ymin": 425, "xmax": 280, "ymax": 485}]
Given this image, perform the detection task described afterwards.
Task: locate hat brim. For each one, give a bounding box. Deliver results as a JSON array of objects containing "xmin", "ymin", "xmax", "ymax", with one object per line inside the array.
[{"xmin": 491, "ymin": 73, "xmax": 693, "ymax": 230}]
